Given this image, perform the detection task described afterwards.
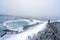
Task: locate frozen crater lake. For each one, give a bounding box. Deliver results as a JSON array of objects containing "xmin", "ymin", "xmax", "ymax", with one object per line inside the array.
[{"xmin": 3, "ymin": 19, "xmax": 42, "ymax": 32}]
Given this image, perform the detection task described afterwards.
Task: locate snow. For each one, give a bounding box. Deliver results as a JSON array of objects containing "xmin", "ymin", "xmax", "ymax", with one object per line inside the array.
[
  {"xmin": 56, "ymin": 20, "xmax": 60, "ymax": 22},
  {"xmin": 2, "ymin": 22, "xmax": 47, "ymax": 40}
]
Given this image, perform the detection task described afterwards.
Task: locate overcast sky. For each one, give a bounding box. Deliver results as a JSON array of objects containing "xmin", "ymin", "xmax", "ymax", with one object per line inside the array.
[{"xmin": 0, "ymin": 0, "xmax": 60, "ymax": 17}]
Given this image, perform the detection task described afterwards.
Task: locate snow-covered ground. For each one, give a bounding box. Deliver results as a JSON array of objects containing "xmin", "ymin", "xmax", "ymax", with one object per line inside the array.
[
  {"xmin": 1, "ymin": 22, "xmax": 47, "ymax": 40},
  {"xmin": 0, "ymin": 17, "xmax": 59, "ymax": 40},
  {"xmin": 0, "ymin": 14, "xmax": 59, "ymax": 40}
]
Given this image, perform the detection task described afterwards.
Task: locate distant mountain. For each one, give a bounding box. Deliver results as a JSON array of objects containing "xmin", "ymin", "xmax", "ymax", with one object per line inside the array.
[
  {"xmin": 0, "ymin": 14, "xmax": 60, "ymax": 23},
  {"xmin": 0, "ymin": 14, "xmax": 24, "ymax": 23},
  {"xmin": 36, "ymin": 16, "xmax": 60, "ymax": 21}
]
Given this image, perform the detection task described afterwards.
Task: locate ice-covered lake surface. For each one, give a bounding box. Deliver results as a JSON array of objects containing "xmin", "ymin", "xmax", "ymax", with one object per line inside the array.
[
  {"xmin": 3, "ymin": 19, "xmax": 32, "ymax": 32},
  {"xmin": 4, "ymin": 20, "xmax": 29, "ymax": 28}
]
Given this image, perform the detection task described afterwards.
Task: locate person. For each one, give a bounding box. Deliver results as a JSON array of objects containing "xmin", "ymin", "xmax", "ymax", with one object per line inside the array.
[{"xmin": 48, "ymin": 19, "xmax": 50, "ymax": 24}]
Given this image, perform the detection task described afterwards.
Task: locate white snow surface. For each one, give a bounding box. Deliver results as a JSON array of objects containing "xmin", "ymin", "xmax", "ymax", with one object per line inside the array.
[{"xmin": 2, "ymin": 22, "xmax": 47, "ymax": 40}]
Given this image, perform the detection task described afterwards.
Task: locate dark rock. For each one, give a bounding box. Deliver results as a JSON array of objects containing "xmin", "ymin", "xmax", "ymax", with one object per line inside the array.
[{"xmin": 29, "ymin": 23, "xmax": 59, "ymax": 40}]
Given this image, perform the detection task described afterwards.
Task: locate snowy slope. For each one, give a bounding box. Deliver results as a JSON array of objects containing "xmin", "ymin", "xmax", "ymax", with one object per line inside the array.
[{"xmin": 1, "ymin": 22, "xmax": 47, "ymax": 40}]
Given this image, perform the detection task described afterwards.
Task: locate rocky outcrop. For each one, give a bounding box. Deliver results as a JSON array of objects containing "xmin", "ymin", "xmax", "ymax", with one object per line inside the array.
[{"xmin": 29, "ymin": 23, "xmax": 59, "ymax": 40}]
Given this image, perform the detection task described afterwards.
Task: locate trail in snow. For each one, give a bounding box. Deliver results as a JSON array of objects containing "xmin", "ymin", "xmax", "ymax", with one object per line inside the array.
[{"xmin": 3, "ymin": 22, "xmax": 47, "ymax": 40}]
